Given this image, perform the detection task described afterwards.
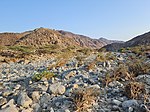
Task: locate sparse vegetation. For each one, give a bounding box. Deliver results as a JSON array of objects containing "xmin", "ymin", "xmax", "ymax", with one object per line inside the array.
[
  {"xmin": 96, "ymin": 53, "xmax": 106, "ymax": 62},
  {"xmin": 127, "ymin": 58, "xmax": 150, "ymax": 77},
  {"xmin": 125, "ymin": 81, "xmax": 145, "ymax": 99},
  {"xmin": 32, "ymin": 70, "xmax": 55, "ymax": 81},
  {"xmin": 72, "ymin": 87, "xmax": 100, "ymax": 112},
  {"xmin": 8, "ymin": 45, "xmax": 34, "ymax": 54},
  {"xmin": 36, "ymin": 44, "xmax": 60, "ymax": 54}
]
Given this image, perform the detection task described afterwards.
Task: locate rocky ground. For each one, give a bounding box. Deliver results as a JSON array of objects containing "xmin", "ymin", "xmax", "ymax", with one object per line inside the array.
[{"xmin": 0, "ymin": 52, "xmax": 150, "ymax": 112}]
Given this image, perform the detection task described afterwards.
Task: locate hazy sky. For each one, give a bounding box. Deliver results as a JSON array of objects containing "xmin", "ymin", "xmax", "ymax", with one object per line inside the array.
[{"xmin": 0, "ymin": 0, "xmax": 150, "ymax": 41}]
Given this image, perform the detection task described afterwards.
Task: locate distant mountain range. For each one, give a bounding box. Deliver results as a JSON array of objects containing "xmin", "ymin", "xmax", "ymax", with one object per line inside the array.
[
  {"xmin": 103, "ymin": 31, "xmax": 150, "ymax": 51},
  {"xmin": 0, "ymin": 28, "xmax": 121, "ymax": 49},
  {"xmin": 1, "ymin": 27, "xmax": 149, "ymax": 50}
]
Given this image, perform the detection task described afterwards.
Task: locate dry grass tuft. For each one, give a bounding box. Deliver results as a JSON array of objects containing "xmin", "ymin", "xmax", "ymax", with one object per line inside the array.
[
  {"xmin": 72, "ymin": 87, "xmax": 100, "ymax": 112},
  {"xmin": 125, "ymin": 81, "xmax": 145, "ymax": 99}
]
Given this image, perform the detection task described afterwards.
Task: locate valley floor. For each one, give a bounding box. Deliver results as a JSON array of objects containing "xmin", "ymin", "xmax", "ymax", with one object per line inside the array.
[{"xmin": 0, "ymin": 51, "xmax": 150, "ymax": 112}]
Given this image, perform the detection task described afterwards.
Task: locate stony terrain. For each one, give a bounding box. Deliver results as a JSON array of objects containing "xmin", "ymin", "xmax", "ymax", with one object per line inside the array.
[
  {"xmin": 0, "ymin": 50, "xmax": 150, "ymax": 112},
  {"xmin": 0, "ymin": 28, "xmax": 150, "ymax": 112}
]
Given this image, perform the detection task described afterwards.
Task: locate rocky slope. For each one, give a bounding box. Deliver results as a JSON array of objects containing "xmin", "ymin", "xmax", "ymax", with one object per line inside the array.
[
  {"xmin": 58, "ymin": 30, "xmax": 120, "ymax": 48},
  {"xmin": 0, "ymin": 28, "xmax": 119, "ymax": 49},
  {"xmin": 103, "ymin": 31, "xmax": 150, "ymax": 51}
]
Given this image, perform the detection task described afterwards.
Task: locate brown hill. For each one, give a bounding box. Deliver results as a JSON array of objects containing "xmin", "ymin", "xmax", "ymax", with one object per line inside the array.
[
  {"xmin": 103, "ymin": 31, "xmax": 150, "ymax": 51},
  {"xmin": 0, "ymin": 27, "xmax": 119, "ymax": 49},
  {"xmin": 0, "ymin": 33, "xmax": 21, "ymax": 46},
  {"xmin": 58, "ymin": 30, "xmax": 113, "ymax": 48}
]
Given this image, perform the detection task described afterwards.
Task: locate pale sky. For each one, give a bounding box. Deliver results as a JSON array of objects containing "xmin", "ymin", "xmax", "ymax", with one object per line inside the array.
[{"xmin": 0, "ymin": 0, "xmax": 150, "ymax": 41}]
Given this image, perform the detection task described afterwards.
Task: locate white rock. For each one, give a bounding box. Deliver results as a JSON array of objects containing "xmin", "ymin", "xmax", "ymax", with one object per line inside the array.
[
  {"xmin": 112, "ymin": 99, "xmax": 122, "ymax": 106},
  {"xmin": 21, "ymin": 108, "xmax": 33, "ymax": 112},
  {"xmin": 0, "ymin": 99, "xmax": 18, "ymax": 112},
  {"xmin": 32, "ymin": 103, "xmax": 41, "ymax": 112},
  {"xmin": 31, "ymin": 91, "xmax": 40, "ymax": 102},
  {"xmin": 65, "ymin": 109, "xmax": 70, "ymax": 112},
  {"xmin": 15, "ymin": 84, "xmax": 21, "ymax": 90},
  {"xmin": 122, "ymin": 100, "xmax": 139, "ymax": 109},
  {"xmin": 17, "ymin": 92, "xmax": 32, "ymax": 108},
  {"xmin": 49, "ymin": 82, "xmax": 66, "ymax": 95}
]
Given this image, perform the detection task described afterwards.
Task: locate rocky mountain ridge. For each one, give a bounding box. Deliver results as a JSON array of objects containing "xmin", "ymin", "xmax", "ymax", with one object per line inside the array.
[
  {"xmin": 0, "ymin": 28, "xmax": 121, "ymax": 49},
  {"xmin": 103, "ymin": 31, "xmax": 150, "ymax": 51}
]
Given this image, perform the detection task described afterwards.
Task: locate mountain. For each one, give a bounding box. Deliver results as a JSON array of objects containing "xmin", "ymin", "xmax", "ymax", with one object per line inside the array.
[
  {"xmin": 0, "ymin": 28, "xmax": 119, "ymax": 49},
  {"xmin": 103, "ymin": 31, "xmax": 150, "ymax": 51},
  {"xmin": 125, "ymin": 31, "xmax": 150, "ymax": 47},
  {"xmin": 58, "ymin": 30, "xmax": 121, "ymax": 48}
]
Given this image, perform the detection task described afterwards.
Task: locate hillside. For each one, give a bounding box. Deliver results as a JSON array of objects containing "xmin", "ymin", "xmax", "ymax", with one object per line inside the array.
[
  {"xmin": 58, "ymin": 30, "xmax": 120, "ymax": 48},
  {"xmin": 0, "ymin": 28, "xmax": 120, "ymax": 49},
  {"xmin": 103, "ymin": 31, "xmax": 150, "ymax": 51}
]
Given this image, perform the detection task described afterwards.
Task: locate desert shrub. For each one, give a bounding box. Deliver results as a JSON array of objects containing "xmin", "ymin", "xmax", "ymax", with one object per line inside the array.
[
  {"xmin": 104, "ymin": 56, "xmax": 150, "ymax": 85},
  {"xmin": 75, "ymin": 55, "xmax": 86, "ymax": 66},
  {"xmin": 96, "ymin": 53, "xmax": 106, "ymax": 62},
  {"xmin": 105, "ymin": 52, "xmax": 117, "ymax": 60},
  {"xmin": 125, "ymin": 81, "xmax": 145, "ymax": 99},
  {"xmin": 119, "ymin": 48, "xmax": 126, "ymax": 53},
  {"xmin": 55, "ymin": 59, "xmax": 67, "ymax": 68},
  {"xmin": 85, "ymin": 61, "xmax": 96, "ymax": 71},
  {"xmin": 103, "ymin": 64, "xmax": 135, "ymax": 86},
  {"xmin": 127, "ymin": 59, "xmax": 150, "ymax": 76},
  {"xmin": 77, "ymin": 48, "xmax": 92, "ymax": 56},
  {"xmin": 113, "ymin": 64, "xmax": 134, "ymax": 81},
  {"xmin": 104, "ymin": 73, "xmax": 113, "ymax": 86},
  {"xmin": 72, "ymin": 87, "xmax": 100, "ymax": 112},
  {"xmin": 32, "ymin": 70, "xmax": 55, "ymax": 81},
  {"xmin": 130, "ymin": 46, "xmax": 142, "ymax": 54}
]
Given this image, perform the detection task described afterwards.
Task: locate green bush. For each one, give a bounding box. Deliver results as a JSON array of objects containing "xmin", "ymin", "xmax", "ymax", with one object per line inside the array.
[{"xmin": 32, "ymin": 70, "xmax": 55, "ymax": 81}]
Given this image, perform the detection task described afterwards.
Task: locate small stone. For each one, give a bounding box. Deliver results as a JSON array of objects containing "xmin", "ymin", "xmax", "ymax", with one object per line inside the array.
[
  {"xmin": 48, "ymin": 82, "xmax": 66, "ymax": 95},
  {"xmin": 128, "ymin": 107, "xmax": 134, "ymax": 112},
  {"xmin": 112, "ymin": 99, "xmax": 122, "ymax": 106},
  {"xmin": 31, "ymin": 91, "xmax": 40, "ymax": 102},
  {"xmin": 32, "ymin": 103, "xmax": 41, "ymax": 112},
  {"xmin": 0, "ymin": 99, "xmax": 18, "ymax": 112},
  {"xmin": 140, "ymin": 104, "xmax": 150, "ymax": 112},
  {"xmin": 39, "ymin": 93, "xmax": 51, "ymax": 108},
  {"xmin": 65, "ymin": 71, "xmax": 75, "ymax": 79},
  {"xmin": 15, "ymin": 84, "xmax": 21, "ymax": 90},
  {"xmin": 72, "ymin": 84, "xmax": 78, "ymax": 89},
  {"xmin": 2, "ymin": 90, "xmax": 12, "ymax": 97},
  {"xmin": 65, "ymin": 109, "xmax": 70, "ymax": 112},
  {"xmin": 122, "ymin": 100, "xmax": 139, "ymax": 109},
  {"xmin": 50, "ymin": 107, "xmax": 54, "ymax": 112},
  {"xmin": 0, "ymin": 98, "xmax": 7, "ymax": 106},
  {"xmin": 17, "ymin": 92, "xmax": 33, "ymax": 108},
  {"xmin": 21, "ymin": 108, "xmax": 33, "ymax": 112}
]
